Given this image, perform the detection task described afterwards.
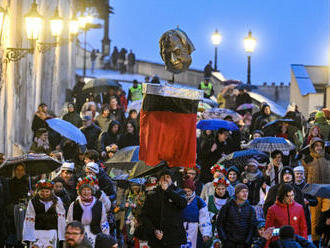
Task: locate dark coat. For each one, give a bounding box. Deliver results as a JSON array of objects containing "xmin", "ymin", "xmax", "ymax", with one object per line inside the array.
[
  {"xmin": 217, "ymin": 198, "xmax": 256, "ymax": 246},
  {"xmin": 9, "ymin": 176, "xmax": 29, "ymax": 204},
  {"xmin": 118, "ymin": 133, "xmax": 139, "ymax": 149},
  {"xmin": 316, "ymin": 209, "xmax": 330, "ymax": 238},
  {"xmin": 270, "ymin": 240, "xmax": 302, "ymax": 248},
  {"xmin": 55, "ymin": 189, "xmax": 72, "ymax": 212},
  {"xmin": 235, "ymin": 92, "xmax": 252, "ymax": 109},
  {"xmin": 140, "ymin": 184, "xmax": 187, "ymax": 247},
  {"xmin": 263, "ymin": 167, "xmax": 305, "ymax": 216},
  {"xmin": 31, "ymin": 113, "xmax": 48, "ymax": 134},
  {"xmin": 109, "ymin": 108, "xmax": 126, "ymax": 126},
  {"xmin": 81, "ymin": 123, "xmax": 101, "ymax": 151},
  {"xmin": 252, "ymin": 235, "xmax": 315, "ymax": 248},
  {"xmin": 197, "ymin": 132, "xmax": 215, "ymax": 184},
  {"xmin": 100, "ymin": 120, "xmax": 121, "ymax": 152},
  {"xmin": 63, "ymin": 112, "xmax": 82, "ymax": 128},
  {"xmin": 97, "ymin": 168, "xmax": 116, "ymax": 201},
  {"xmin": 241, "ymin": 170, "xmax": 265, "ymax": 205}
]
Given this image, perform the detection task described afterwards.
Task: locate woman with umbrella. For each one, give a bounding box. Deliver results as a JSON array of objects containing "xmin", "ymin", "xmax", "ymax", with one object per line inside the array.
[
  {"xmin": 23, "ymin": 179, "xmax": 66, "ymax": 247},
  {"xmin": 67, "ymin": 176, "xmax": 109, "ymax": 247}
]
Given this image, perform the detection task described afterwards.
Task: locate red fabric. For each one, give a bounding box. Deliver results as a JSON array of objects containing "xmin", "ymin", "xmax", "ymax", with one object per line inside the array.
[
  {"xmin": 276, "ymin": 133, "xmax": 288, "ymax": 139},
  {"xmin": 265, "ymin": 200, "xmax": 307, "ymax": 247},
  {"xmin": 139, "ymin": 110, "xmax": 196, "ymax": 167}
]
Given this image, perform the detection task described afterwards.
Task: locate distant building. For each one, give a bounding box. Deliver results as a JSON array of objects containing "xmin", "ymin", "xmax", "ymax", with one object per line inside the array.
[{"xmin": 290, "ymin": 64, "xmax": 328, "ymax": 117}]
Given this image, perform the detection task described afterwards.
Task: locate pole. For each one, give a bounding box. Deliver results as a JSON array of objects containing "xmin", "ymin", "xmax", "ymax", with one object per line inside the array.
[
  {"xmin": 83, "ymin": 29, "xmax": 87, "ymax": 77},
  {"xmin": 247, "ymin": 55, "xmax": 251, "ymax": 85},
  {"xmin": 214, "ymin": 46, "xmax": 218, "ymax": 71}
]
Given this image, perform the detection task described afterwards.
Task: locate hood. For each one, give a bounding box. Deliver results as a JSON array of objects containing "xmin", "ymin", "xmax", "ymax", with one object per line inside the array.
[
  {"xmin": 227, "ymin": 165, "xmax": 240, "ymax": 175},
  {"xmin": 279, "ymin": 166, "xmax": 295, "ymax": 184},
  {"xmin": 107, "ymin": 120, "xmax": 120, "ymax": 133}
]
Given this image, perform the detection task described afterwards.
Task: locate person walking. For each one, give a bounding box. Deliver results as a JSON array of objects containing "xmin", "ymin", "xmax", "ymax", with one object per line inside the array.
[
  {"xmin": 111, "ymin": 47, "xmax": 119, "ymax": 70},
  {"xmin": 216, "ymin": 183, "xmax": 257, "ymax": 248},
  {"xmin": 127, "ymin": 50, "xmax": 136, "ymax": 74},
  {"xmin": 203, "ymin": 61, "xmax": 213, "ymax": 79},
  {"xmin": 90, "ymin": 50, "xmax": 97, "ymax": 74},
  {"xmin": 140, "ymin": 169, "xmax": 187, "ymax": 248}
]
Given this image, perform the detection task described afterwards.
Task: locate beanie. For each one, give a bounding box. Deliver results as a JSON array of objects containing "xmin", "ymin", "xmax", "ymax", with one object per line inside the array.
[
  {"xmin": 235, "ymin": 183, "xmax": 248, "ymax": 195},
  {"xmin": 293, "ymin": 166, "xmax": 304, "ymax": 173},
  {"xmin": 182, "ymin": 178, "xmax": 196, "ymax": 191},
  {"xmin": 61, "ymin": 162, "xmax": 75, "ymax": 172},
  {"xmin": 86, "ymin": 162, "xmax": 99, "ymax": 174}
]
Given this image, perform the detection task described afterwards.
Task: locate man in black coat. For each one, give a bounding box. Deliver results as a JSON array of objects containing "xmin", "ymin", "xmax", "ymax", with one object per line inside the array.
[
  {"xmin": 63, "ymin": 103, "xmax": 82, "ymax": 128},
  {"xmin": 80, "ymin": 116, "xmax": 101, "ymax": 151},
  {"xmin": 263, "ymin": 166, "xmax": 305, "ymax": 217},
  {"xmin": 140, "ymin": 169, "xmax": 187, "ymax": 248},
  {"xmin": 217, "ymin": 183, "xmax": 257, "ymax": 248}
]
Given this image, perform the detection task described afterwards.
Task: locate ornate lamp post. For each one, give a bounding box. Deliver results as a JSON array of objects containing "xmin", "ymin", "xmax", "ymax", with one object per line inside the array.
[
  {"xmin": 244, "ymin": 30, "xmax": 256, "ymax": 85},
  {"xmin": 211, "ymin": 29, "xmax": 222, "ymax": 71}
]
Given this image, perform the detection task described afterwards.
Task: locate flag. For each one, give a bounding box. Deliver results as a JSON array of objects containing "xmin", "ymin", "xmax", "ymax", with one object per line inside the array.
[{"xmin": 139, "ymin": 83, "xmax": 203, "ymax": 168}]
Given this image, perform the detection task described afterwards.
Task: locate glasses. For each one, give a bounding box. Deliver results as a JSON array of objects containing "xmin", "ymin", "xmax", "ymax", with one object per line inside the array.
[{"xmin": 65, "ymin": 232, "xmax": 82, "ymax": 236}]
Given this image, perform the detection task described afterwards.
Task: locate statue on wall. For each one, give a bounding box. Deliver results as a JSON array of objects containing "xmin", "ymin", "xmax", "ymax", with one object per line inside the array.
[{"xmin": 159, "ymin": 28, "xmax": 195, "ymax": 74}]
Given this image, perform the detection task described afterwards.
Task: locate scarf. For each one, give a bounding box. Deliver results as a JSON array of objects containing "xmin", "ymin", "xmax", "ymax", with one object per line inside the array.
[{"xmin": 244, "ymin": 170, "xmax": 263, "ymax": 182}]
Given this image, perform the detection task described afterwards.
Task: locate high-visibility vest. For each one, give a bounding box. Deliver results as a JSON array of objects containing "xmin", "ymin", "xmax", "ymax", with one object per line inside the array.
[
  {"xmin": 200, "ymin": 81, "xmax": 213, "ymax": 96},
  {"xmin": 130, "ymin": 84, "xmax": 143, "ymax": 101}
]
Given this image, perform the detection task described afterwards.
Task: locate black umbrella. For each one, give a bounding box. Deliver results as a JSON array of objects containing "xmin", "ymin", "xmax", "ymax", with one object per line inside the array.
[
  {"xmin": 0, "ymin": 153, "xmax": 62, "ymax": 177},
  {"xmin": 302, "ymin": 184, "xmax": 330, "ymax": 199},
  {"xmin": 129, "ymin": 161, "xmax": 167, "ymax": 178},
  {"xmin": 82, "ymin": 78, "xmax": 121, "ymax": 93}
]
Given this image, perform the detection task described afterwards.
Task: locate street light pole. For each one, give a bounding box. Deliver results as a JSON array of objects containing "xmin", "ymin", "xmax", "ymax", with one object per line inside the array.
[
  {"xmin": 83, "ymin": 28, "xmax": 87, "ymax": 77},
  {"xmin": 244, "ymin": 30, "xmax": 256, "ymax": 85},
  {"xmin": 247, "ymin": 55, "xmax": 251, "ymax": 85},
  {"xmin": 214, "ymin": 46, "xmax": 218, "ymax": 72},
  {"xmin": 211, "ymin": 29, "xmax": 221, "ymax": 72}
]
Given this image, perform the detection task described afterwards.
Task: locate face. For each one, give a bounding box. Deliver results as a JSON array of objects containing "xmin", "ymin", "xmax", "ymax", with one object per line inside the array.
[
  {"xmin": 258, "ymin": 227, "xmax": 265, "ymax": 237},
  {"xmin": 236, "ymin": 188, "xmax": 249, "ymax": 201},
  {"xmin": 314, "ymin": 142, "xmax": 324, "ymax": 154},
  {"xmin": 247, "ymin": 164, "xmax": 257, "ymax": 173},
  {"xmin": 130, "ymin": 112, "xmax": 138, "ymax": 119},
  {"xmin": 84, "ymin": 157, "xmax": 93, "ymax": 165},
  {"xmin": 83, "ymin": 119, "xmax": 92, "ymax": 127},
  {"xmin": 68, "ymin": 106, "xmax": 74, "ymax": 112},
  {"xmin": 80, "ymin": 187, "xmax": 92, "ymax": 198},
  {"xmin": 107, "ymin": 151, "xmax": 115, "ymax": 159},
  {"xmin": 54, "ymin": 182, "xmax": 64, "ymax": 192},
  {"xmin": 111, "ymin": 124, "xmax": 119, "ymax": 134},
  {"xmin": 15, "ymin": 164, "xmax": 25, "ymax": 179},
  {"xmin": 205, "ymin": 130, "xmax": 212, "ymax": 135},
  {"xmin": 127, "ymin": 123, "xmax": 134, "ymax": 134},
  {"xmin": 42, "ymin": 106, "xmax": 48, "ymax": 113},
  {"xmin": 39, "ymin": 132, "xmax": 48, "ymax": 142},
  {"xmin": 103, "ymin": 109, "xmax": 110, "ymax": 117},
  {"xmin": 38, "ymin": 189, "xmax": 52, "ymax": 199},
  {"xmin": 65, "ymin": 226, "xmax": 84, "ymax": 247},
  {"xmin": 90, "ymin": 104, "xmax": 96, "ymax": 112},
  {"xmin": 184, "ymin": 188, "xmax": 193, "ymax": 197},
  {"xmin": 159, "ymin": 174, "xmax": 172, "ymax": 186},
  {"xmin": 283, "ymin": 173, "xmax": 293, "ymax": 183},
  {"xmin": 253, "ymin": 133, "xmax": 262, "ymax": 139},
  {"xmin": 160, "ymin": 32, "xmax": 192, "ymax": 73},
  {"xmin": 215, "ymin": 184, "xmax": 226, "ymax": 197},
  {"xmin": 186, "ymin": 169, "xmax": 197, "ymax": 180},
  {"xmin": 311, "ymin": 127, "xmax": 319, "ymax": 137},
  {"xmin": 264, "ymin": 106, "xmax": 271, "ymax": 115},
  {"xmin": 61, "ymin": 170, "xmax": 73, "ymax": 182},
  {"xmin": 218, "ymin": 131, "xmax": 229, "ymax": 142},
  {"xmin": 273, "ymin": 154, "xmax": 282, "ymax": 164},
  {"xmin": 110, "ymin": 99, "xmax": 117, "ymax": 109},
  {"xmin": 280, "ymin": 124, "xmax": 288, "ymax": 133},
  {"xmin": 294, "ymin": 171, "xmax": 304, "ymax": 183},
  {"xmin": 85, "ymin": 168, "xmax": 96, "ymax": 177},
  {"xmin": 283, "ymin": 190, "xmax": 295, "ymax": 205},
  {"xmin": 228, "ymin": 171, "xmax": 238, "ymax": 183}
]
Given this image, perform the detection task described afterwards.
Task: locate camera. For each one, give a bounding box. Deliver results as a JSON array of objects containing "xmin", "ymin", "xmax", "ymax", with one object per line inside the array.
[{"xmin": 272, "ymin": 228, "xmax": 280, "ymax": 237}]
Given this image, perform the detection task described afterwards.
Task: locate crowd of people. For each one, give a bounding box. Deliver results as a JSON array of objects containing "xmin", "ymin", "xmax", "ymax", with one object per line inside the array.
[
  {"xmin": 106, "ymin": 47, "xmax": 136, "ymax": 74},
  {"xmin": 1, "ymin": 76, "xmax": 330, "ymax": 248}
]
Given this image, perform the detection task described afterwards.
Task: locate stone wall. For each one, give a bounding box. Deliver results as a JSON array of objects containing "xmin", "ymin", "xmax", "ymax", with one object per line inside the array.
[
  {"xmin": 0, "ymin": 0, "xmax": 76, "ymax": 155},
  {"xmin": 253, "ymin": 82, "xmax": 290, "ymax": 108}
]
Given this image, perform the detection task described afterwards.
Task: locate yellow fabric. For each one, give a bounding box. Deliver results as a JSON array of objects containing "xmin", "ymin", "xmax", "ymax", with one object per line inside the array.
[
  {"xmin": 217, "ymin": 93, "xmax": 226, "ymax": 107},
  {"xmin": 310, "ymin": 197, "xmax": 330, "ymax": 241}
]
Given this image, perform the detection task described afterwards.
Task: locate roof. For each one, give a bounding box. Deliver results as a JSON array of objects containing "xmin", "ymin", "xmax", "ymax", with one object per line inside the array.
[
  {"xmin": 291, "ymin": 64, "xmax": 316, "ymax": 96},
  {"xmin": 249, "ymin": 91, "xmax": 286, "ymax": 117}
]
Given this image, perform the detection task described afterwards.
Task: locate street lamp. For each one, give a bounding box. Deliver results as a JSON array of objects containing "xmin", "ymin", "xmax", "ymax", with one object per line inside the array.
[
  {"xmin": 69, "ymin": 15, "xmax": 80, "ymax": 37},
  {"xmin": 49, "ymin": 7, "xmax": 63, "ymax": 37},
  {"xmin": 244, "ymin": 30, "xmax": 256, "ymax": 85},
  {"xmin": 79, "ymin": 15, "xmax": 93, "ymax": 77},
  {"xmin": 211, "ymin": 29, "xmax": 221, "ymax": 71}
]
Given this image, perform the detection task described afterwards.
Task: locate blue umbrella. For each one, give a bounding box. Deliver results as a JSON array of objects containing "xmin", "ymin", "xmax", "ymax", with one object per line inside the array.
[
  {"xmin": 218, "ymin": 149, "xmax": 269, "ymax": 169},
  {"xmin": 46, "ymin": 118, "xmax": 87, "ymax": 145},
  {"xmin": 246, "ymin": 137, "xmax": 296, "ymax": 152},
  {"xmin": 197, "ymin": 119, "xmax": 239, "ymax": 131}
]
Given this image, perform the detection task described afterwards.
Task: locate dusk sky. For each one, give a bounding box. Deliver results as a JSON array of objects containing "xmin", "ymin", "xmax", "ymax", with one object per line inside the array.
[{"xmin": 86, "ymin": 0, "xmax": 329, "ymax": 85}]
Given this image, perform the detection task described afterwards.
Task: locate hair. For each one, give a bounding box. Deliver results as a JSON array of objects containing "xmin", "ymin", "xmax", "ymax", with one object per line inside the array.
[
  {"xmin": 66, "ymin": 221, "xmax": 85, "ymax": 234},
  {"xmin": 110, "ymin": 96, "xmax": 117, "ymax": 102},
  {"xmin": 129, "ymin": 109, "xmax": 137, "ymax": 116},
  {"xmin": 84, "ymin": 150, "xmax": 99, "ymax": 162},
  {"xmin": 279, "ymin": 225, "xmax": 295, "ymax": 240},
  {"xmin": 126, "ymin": 120, "xmax": 137, "ymax": 134},
  {"xmin": 277, "ymin": 184, "xmax": 294, "ymax": 203},
  {"xmin": 217, "ymin": 128, "xmax": 229, "ymax": 135},
  {"xmin": 101, "ymin": 104, "xmax": 110, "ymax": 113},
  {"xmin": 271, "ymin": 150, "xmax": 283, "ymax": 159}
]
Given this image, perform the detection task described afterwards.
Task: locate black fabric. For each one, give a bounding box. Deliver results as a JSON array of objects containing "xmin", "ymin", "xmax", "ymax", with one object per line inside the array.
[
  {"xmin": 31, "ymin": 114, "xmax": 48, "ymax": 134},
  {"xmin": 97, "ymin": 168, "xmax": 116, "ymax": 200},
  {"xmin": 72, "ymin": 199, "xmax": 103, "ymax": 235},
  {"xmin": 31, "ymin": 196, "xmax": 58, "ymax": 230},
  {"xmin": 9, "ymin": 176, "xmax": 29, "ymax": 204},
  {"xmin": 63, "ymin": 112, "xmax": 82, "ymax": 128},
  {"xmin": 118, "ymin": 133, "xmax": 139, "ymax": 149},
  {"xmin": 140, "ymin": 184, "xmax": 187, "ymax": 247},
  {"xmin": 197, "ymin": 132, "xmax": 216, "ymax": 184},
  {"xmin": 142, "ymin": 94, "xmax": 199, "ymax": 113},
  {"xmin": 80, "ymin": 123, "xmax": 101, "ymax": 151}
]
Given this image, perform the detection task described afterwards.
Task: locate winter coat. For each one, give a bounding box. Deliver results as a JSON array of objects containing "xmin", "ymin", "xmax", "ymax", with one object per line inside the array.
[
  {"xmin": 109, "ymin": 108, "xmax": 126, "ymax": 126},
  {"xmin": 118, "ymin": 133, "xmax": 139, "ymax": 149},
  {"xmin": 270, "ymin": 239, "xmax": 302, "ymax": 248},
  {"xmin": 9, "ymin": 176, "xmax": 29, "ymax": 204},
  {"xmin": 316, "ymin": 209, "xmax": 330, "ymax": 239},
  {"xmin": 265, "ymin": 160, "xmax": 283, "ymax": 186},
  {"xmin": 252, "ymin": 235, "xmax": 315, "ymax": 248},
  {"xmin": 295, "ymin": 181, "xmax": 318, "ymax": 235},
  {"xmin": 200, "ymin": 181, "xmax": 235, "ymax": 202},
  {"xmin": 31, "ymin": 113, "xmax": 48, "ymax": 134},
  {"xmin": 241, "ymin": 170, "xmax": 265, "ymax": 206},
  {"xmin": 217, "ymin": 198, "xmax": 256, "ymax": 246},
  {"xmin": 97, "ymin": 168, "xmax": 116, "ymax": 201},
  {"xmin": 263, "ymin": 167, "xmax": 305, "ymax": 216},
  {"xmin": 94, "ymin": 115, "xmax": 111, "ymax": 132},
  {"xmin": 63, "ymin": 112, "xmax": 82, "ymax": 128},
  {"xmin": 197, "ymin": 133, "xmax": 216, "ymax": 183},
  {"xmin": 303, "ymin": 151, "xmax": 330, "ymax": 184},
  {"xmin": 80, "ymin": 123, "xmax": 101, "ymax": 151},
  {"xmin": 140, "ymin": 184, "xmax": 187, "ymax": 247},
  {"xmin": 314, "ymin": 116, "xmax": 330, "ymax": 141},
  {"xmin": 265, "ymin": 200, "xmax": 307, "ymax": 240},
  {"xmin": 100, "ymin": 131, "xmax": 120, "ymax": 152},
  {"xmin": 235, "ymin": 92, "xmax": 252, "ymax": 109},
  {"xmin": 55, "ymin": 189, "xmax": 72, "ymax": 212}
]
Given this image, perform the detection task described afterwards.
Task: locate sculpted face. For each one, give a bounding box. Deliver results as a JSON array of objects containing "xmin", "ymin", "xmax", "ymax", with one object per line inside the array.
[{"xmin": 159, "ymin": 28, "xmax": 195, "ymax": 74}]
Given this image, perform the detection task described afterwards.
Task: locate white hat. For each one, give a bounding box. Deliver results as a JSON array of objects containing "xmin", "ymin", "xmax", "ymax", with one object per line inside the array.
[
  {"xmin": 61, "ymin": 162, "xmax": 75, "ymax": 172},
  {"xmin": 86, "ymin": 162, "xmax": 99, "ymax": 174},
  {"xmin": 293, "ymin": 166, "xmax": 304, "ymax": 173}
]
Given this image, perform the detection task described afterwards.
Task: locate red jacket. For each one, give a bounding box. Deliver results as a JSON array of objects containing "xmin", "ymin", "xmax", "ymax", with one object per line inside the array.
[{"xmin": 265, "ymin": 200, "xmax": 307, "ymax": 245}]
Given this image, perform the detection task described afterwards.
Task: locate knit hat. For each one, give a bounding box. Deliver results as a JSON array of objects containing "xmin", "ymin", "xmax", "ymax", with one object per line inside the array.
[
  {"xmin": 310, "ymin": 137, "xmax": 325, "ymax": 148},
  {"xmin": 257, "ymin": 219, "xmax": 265, "ymax": 230},
  {"xmin": 61, "ymin": 162, "xmax": 75, "ymax": 172},
  {"xmin": 86, "ymin": 162, "xmax": 99, "ymax": 174},
  {"xmin": 210, "ymin": 163, "xmax": 227, "ymax": 175},
  {"xmin": 253, "ymin": 130, "xmax": 264, "ymax": 137},
  {"xmin": 315, "ymin": 111, "xmax": 325, "ymax": 120},
  {"xmin": 182, "ymin": 178, "xmax": 196, "ymax": 191},
  {"xmin": 293, "ymin": 166, "xmax": 304, "ymax": 173},
  {"xmin": 247, "ymin": 158, "xmax": 259, "ymax": 168},
  {"xmin": 227, "ymin": 165, "xmax": 240, "ymax": 175},
  {"xmin": 234, "ymin": 183, "xmax": 248, "ymax": 195},
  {"xmin": 76, "ymin": 176, "xmax": 99, "ymax": 194},
  {"xmin": 36, "ymin": 179, "xmax": 54, "ymax": 191},
  {"xmin": 158, "ymin": 168, "xmax": 173, "ymax": 179},
  {"xmin": 213, "ymin": 177, "xmax": 230, "ymax": 188}
]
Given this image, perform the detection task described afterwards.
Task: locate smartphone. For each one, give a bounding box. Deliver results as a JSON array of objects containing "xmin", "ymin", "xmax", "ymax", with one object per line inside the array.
[{"xmin": 272, "ymin": 228, "xmax": 280, "ymax": 237}]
